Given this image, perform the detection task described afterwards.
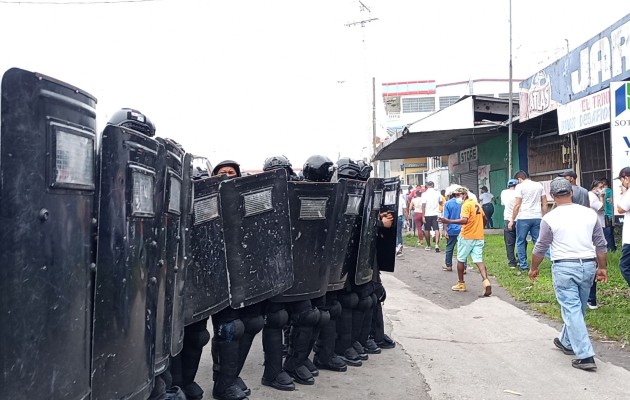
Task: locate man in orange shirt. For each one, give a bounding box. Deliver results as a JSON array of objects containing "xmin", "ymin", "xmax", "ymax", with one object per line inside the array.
[{"xmin": 438, "ymin": 187, "xmax": 492, "ymax": 296}]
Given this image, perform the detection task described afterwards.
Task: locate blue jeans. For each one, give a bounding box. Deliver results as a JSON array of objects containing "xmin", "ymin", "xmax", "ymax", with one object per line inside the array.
[
  {"xmin": 515, "ymin": 218, "xmax": 541, "ymax": 270},
  {"xmin": 444, "ymin": 234, "xmax": 459, "ymax": 267},
  {"xmin": 396, "ymin": 215, "xmax": 404, "ymax": 246},
  {"xmin": 552, "ymin": 260, "xmax": 596, "ymax": 359},
  {"xmin": 603, "ymin": 225, "xmax": 616, "ymax": 251},
  {"xmin": 619, "ymin": 244, "xmax": 630, "ymax": 287}
]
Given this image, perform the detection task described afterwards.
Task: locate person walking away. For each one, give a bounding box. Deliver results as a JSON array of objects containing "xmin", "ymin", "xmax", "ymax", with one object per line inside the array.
[
  {"xmin": 410, "ymin": 191, "xmax": 424, "ymax": 246},
  {"xmin": 600, "ymin": 178, "xmax": 617, "ymax": 251},
  {"xmin": 614, "ymin": 167, "xmax": 630, "ymax": 287},
  {"xmin": 500, "ymin": 179, "xmax": 519, "ymax": 268},
  {"xmin": 438, "ymin": 187, "xmax": 492, "ymax": 296},
  {"xmin": 587, "ymin": 180, "xmax": 605, "ymax": 310},
  {"xmin": 559, "ymin": 169, "xmax": 589, "ymax": 207},
  {"xmin": 442, "ymin": 188, "xmax": 464, "ymax": 272},
  {"xmin": 529, "ymin": 177, "xmax": 608, "ymax": 371},
  {"xmin": 509, "ymin": 170, "xmax": 548, "ymax": 275},
  {"xmin": 396, "ymin": 188, "xmax": 408, "ymax": 256},
  {"xmin": 479, "ymin": 186, "xmax": 495, "ymax": 228},
  {"xmin": 421, "ymin": 181, "xmax": 443, "ymax": 252}
]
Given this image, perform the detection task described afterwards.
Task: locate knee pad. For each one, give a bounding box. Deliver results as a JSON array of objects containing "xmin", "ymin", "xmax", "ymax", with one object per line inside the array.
[
  {"xmin": 214, "ymin": 319, "xmax": 245, "ymax": 342},
  {"xmin": 329, "ymin": 300, "xmax": 342, "ymax": 320},
  {"xmin": 293, "ymin": 308, "xmax": 320, "ymax": 327},
  {"xmin": 317, "ymin": 309, "xmax": 330, "ymax": 327},
  {"xmin": 265, "ymin": 308, "xmax": 289, "ymax": 329},
  {"xmin": 356, "ymin": 295, "xmax": 373, "ymax": 311},
  {"xmin": 242, "ymin": 314, "xmax": 264, "ymax": 335},
  {"xmin": 339, "ymin": 292, "xmax": 359, "ymax": 309},
  {"xmin": 185, "ymin": 329, "xmax": 210, "ymax": 349},
  {"xmin": 370, "ymin": 293, "xmax": 378, "ymax": 307}
]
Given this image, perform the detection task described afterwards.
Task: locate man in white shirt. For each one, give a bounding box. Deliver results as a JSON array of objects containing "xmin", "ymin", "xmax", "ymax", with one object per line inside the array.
[
  {"xmin": 421, "ymin": 181, "xmax": 443, "ymax": 252},
  {"xmin": 396, "ymin": 188, "xmax": 408, "ymax": 255},
  {"xmin": 500, "ymin": 179, "xmax": 518, "ymax": 268},
  {"xmin": 615, "ymin": 167, "xmax": 630, "ymax": 287},
  {"xmin": 479, "ymin": 186, "xmax": 495, "ymax": 228},
  {"xmin": 529, "ymin": 177, "xmax": 607, "ymax": 371},
  {"xmin": 509, "ymin": 170, "xmax": 548, "ymax": 274}
]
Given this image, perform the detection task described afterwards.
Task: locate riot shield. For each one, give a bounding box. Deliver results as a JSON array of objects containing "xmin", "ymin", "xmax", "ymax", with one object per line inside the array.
[
  {"xmin": 273, "ymin": 181, "xmax": 337, "ymax": 302},
  {"xmin": 355, "ymin": 178, "xmax": 384, "ymax": 286},
  {"xmin": 376, "ymin": 178, "xmax": 400, "ymax": 273},
  {"xmin": 171, "ymin": 152, "xmax": 193, "ymax": 355},
  {"xmin": 220, "ymin": 169, "xmax": 294, "ymax": 308},
  {"xmin": 92, "ymin": 124, "xmax": 161, "ymax": 400},
  {"xmin": 183, "ymin": 174, "xmax": 230, "ymax": 324},
  {"xmin": 0, "ymin": 68, "xmax": 97, "ymax": 400},
  {"xmin": 327, "ymin": 179, "xmax": 366, "ymax": 291},
  {"xmin": 153, "ymin": 138, "xmax": 186, "ymax": 375}
]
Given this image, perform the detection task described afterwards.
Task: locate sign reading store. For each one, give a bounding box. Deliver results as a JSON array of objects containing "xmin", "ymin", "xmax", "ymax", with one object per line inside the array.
[{"xmin": 458, "ymin": 146, "xmax": 478, "ymax": 164}]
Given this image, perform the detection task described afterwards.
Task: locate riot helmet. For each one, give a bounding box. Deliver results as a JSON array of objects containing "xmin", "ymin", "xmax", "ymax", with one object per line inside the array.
[
  {"xmin": 356, "ymin": 160, "xmax": 373, "ymax": 181},
  {"xmin": 336, "ymin": 157, "xmax": 361, "ymax": 180},
  {"xmin": 303, "ymin": 155, "xmax": 334, "ymax": 182},
  {"xmin": 107, "ymin": 108, "xmax": 155, "ymax": 137},
  {"xmin": 263, "ymin": 155, "xmax": 297, "ymax": 179},
  {"xmin": 192, "ymin": 156, "xmax": 213, "ymax": 180},
  {"xmin": 212, "ymin": 159, "xmax": 241, "ymax": 178}
]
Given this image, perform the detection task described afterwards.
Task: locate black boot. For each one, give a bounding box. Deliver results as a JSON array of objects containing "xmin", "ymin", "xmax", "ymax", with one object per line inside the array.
[
  {"xmin": 313, "ymin": 354, "xmax": 347, "ymax": 372},
  {"xmin": 262, "ymin": 323, "xmax": 295, "ymax": 391},
  {"xmin": 283, "ymin": 326, "xmax": 315, "ymax": 385},
  {"xmin": 212, "ymin": 337, "xmax": 248, "ymax": 400}
]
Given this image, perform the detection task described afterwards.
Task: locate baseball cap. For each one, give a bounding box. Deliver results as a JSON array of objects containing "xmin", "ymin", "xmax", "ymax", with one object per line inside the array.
[
  {"xmin": 558, "ymin": 169, "xmax": 577, "ymax": 179},
  {"xmin": 614, "ymin": 166, "xmax": 630, "ymax": 180},
  {"xmin": 507, "ymin": 179, "xmax": 517, "ymax": 187},
  {"xmin": 550, "ymin": 177, "xmax": 572, "ymax": 196},
  {"xmin": 445, "ymin": 184, "xmax": 462, "ymax": 196},
  {"xmin": 453, "ymin": 186, "xmax": 468, "ymax": 194}
]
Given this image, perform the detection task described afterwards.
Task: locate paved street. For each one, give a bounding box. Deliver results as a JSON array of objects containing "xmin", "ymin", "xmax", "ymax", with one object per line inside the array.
[{"xmin": 197, "ymin": 236, "xmax": 630, "ymax": 399}]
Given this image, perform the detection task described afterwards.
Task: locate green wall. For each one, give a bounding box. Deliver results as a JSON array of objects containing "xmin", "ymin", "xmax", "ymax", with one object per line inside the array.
[{"xmin": 477, "ymin": 133, "xmax": 520, "ymax": 228}]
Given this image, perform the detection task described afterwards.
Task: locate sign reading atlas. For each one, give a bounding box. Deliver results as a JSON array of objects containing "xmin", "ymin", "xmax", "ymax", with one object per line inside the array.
[{"xmin": 520, "ymin": 13, "xmax": 630, "ymax": 122}]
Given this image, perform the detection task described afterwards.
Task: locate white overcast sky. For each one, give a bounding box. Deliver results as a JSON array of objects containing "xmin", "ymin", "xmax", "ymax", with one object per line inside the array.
[{"xmin": 1, "ymin": 0, "xmax": 629, "ymax": 170}]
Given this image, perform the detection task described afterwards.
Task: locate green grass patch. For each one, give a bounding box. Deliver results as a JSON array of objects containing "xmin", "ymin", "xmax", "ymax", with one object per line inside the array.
[{"xmin": 403, "ymin": 233, "xmax": 630, "ymax": 344}]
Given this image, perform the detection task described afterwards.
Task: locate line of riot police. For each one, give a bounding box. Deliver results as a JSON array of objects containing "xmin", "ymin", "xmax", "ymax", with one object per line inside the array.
[{"xmin": 0, "ymin": 68, "xmax": 399, "ymax": 400}]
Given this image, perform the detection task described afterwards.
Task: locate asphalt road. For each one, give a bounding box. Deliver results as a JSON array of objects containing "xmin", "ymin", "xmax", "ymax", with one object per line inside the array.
[{"xmin": 195, "ymin": 235, "xmax": 630, "ymax": 400}]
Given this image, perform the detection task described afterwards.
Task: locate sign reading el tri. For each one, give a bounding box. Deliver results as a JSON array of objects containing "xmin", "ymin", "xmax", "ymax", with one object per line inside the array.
[{"xmin": 616, "ymin": 83, "xmax": 630, "ymax": 117}]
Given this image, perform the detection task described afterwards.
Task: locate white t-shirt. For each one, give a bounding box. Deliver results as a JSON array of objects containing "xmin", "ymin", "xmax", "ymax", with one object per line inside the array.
[
  {"xmin": 411, "ymin": 197, "xmax": 423, "ymax": 212},
  {"xmin": 479, "ymin": 192, "xmax": 494, "ymax": 205},
  {"xmin": 618, "ymin": 190, "xmax": 630, "ymax": 244},
  {"xmin": 398, "ymin": 193, "xmax": 407, "ymax": 217},
  {"xmin": 500, "ymin": 189, "xmax": 517, "ymax": 221},
  {"xmin": 588, "ymin": 191, "xmax": 605, "ymax": 227},
  {"xmin": 420, "ymin": 188, "xmax": 441, "ymax": 216},
  {"xmin": 514, "ymin": 179, "xmax": 544, "ymax": 220}
]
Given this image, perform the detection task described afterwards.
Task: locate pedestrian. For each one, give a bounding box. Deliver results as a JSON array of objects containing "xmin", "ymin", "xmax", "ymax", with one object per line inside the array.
[
  {"xmin": 396, "ymin": 187, "xmax": 408, "ymax": 256},
  {"xmin": 587, "ymin": 179, "xmax": 606, "ymax": 310},
  {"xmin": 438, "ymin": 187, "xmax": 492, "ymax": 296},
  {"xmin": 529, "ymin": 177, "xmax": 608, "ymax": 371},
  {"xmin": 410, "ymin": 190, "xmax": 424, "ymax": 245},
  {"xmin": 600, "ymin": 178, "xmax": 617, "ymax": 251},
  {"xmin": 559, "ymin": 169, "xmax": 589, "ymax": 207},
  {"xmin": 441, "ymin": 187, "xmax": 464, "ymax": 272},
  {"xmin": 479, "ymin": 186, "xmax": 495, "ymax": 228},
  {"xmin": 500, "ymin": 179, "xmax": 519, "ymax": 268},
  {"xmin": 614, "ymin": 167, "xmax": 630, "ymax": 287},
  {"xmin": 421, "ymin": 181, "xmax": 443, "ymax": 252},
  {"xmin": 509, "ymin": 170, "xmax": 548, "ymax": 275}
]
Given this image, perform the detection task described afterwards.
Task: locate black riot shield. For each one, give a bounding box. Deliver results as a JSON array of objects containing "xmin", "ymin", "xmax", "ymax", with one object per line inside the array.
[
  {"xmin": 327, "ymin": 179, "xmax": 366, "ymax": 291},
  {"xmin": 183, "ymin": 174, "xmax": 230, "ymax": 324},
  {"xmin": 273, "ymin": 181, "xmax": 337, "ymax": 302},
  {"xmin": 153, "ymin": 138, "xmax": 186, "ymax": 375},
  {"xmin": 355, "ymin": 178, "xmax": 385, "ymax": 286},
  {"xmin": 92, "ymin": 124, "xmax": 161, "ymax": 400},
  {"xmin": 0, "ymin": 68, "xmax": 97, "ymax": 400},
  {"xmin": 171, "ymin": 152, "xmax": 192, "ymax": 355},
  {"xmin": 376, "ymin": 178, "xmax": 400, "ymax": 273},
  {"xmin": 220, "ymin": 169, "xmax": 294, "ymax": 308}
]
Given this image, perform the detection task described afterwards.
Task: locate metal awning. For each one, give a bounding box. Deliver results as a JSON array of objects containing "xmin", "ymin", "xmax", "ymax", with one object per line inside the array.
[{"xmin": 372, "ymin": 95, "xmax": 515, "ymax": 160}]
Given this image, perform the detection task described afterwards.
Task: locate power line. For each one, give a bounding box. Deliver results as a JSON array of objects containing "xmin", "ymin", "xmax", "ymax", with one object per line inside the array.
[{"xmin": 0, "ymin": 0, "xmax": 163, "ymax": 4}]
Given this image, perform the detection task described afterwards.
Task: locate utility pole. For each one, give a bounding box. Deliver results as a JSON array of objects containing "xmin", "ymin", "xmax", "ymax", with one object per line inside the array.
[
  {"xmin": 345, "ymin": 0, "xmax": 378, "ymax": 169},
  {"xmin": 508, "ymin": 0, "xmax": 513, "ymax": 177}
]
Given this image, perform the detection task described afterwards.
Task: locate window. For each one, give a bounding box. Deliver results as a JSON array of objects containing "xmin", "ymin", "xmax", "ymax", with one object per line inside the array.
[
  {"xmin": 402, "ymin": 97, "xmax": 435, "ymax": 113},
  {"xmin": 439, "ymin": 96, "xmax": 460, "ymax": 110}
]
